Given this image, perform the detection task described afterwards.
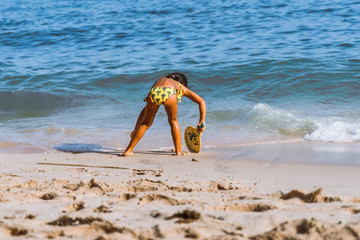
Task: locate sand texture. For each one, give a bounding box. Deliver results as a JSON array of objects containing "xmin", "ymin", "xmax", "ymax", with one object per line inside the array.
[{"xmin": 0, "ymin": 148, "xmax": 360, "ymax": 239}]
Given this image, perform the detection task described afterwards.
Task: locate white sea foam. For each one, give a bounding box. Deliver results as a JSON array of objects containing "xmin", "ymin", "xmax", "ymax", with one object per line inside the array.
[{"xmin": 305, "ymin": 120, "xmax": 360, "ymax": 143}]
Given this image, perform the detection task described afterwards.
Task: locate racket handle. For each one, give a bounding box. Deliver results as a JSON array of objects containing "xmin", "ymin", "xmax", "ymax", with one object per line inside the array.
[{"xmin": 197, "ymin": 122, "xmax": 206, "ymax": 135}]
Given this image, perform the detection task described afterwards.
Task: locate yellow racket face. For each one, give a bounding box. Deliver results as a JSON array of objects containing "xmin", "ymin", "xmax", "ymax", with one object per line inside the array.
[{"xmin": 184, "ymin": 126, "xmax": 201, "ymax": 153}]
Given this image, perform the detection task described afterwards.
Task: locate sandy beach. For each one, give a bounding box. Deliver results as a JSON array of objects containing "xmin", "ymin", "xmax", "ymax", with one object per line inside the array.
[{"xmin": 0, "ymin": 142, "xmax": 359, "ymax": 239}]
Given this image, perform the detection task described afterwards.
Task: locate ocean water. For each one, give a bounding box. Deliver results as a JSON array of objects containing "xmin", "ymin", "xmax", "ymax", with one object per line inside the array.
[{"xmin": 1, "ymin": 0, "xmax": 360, "ymax": 155}]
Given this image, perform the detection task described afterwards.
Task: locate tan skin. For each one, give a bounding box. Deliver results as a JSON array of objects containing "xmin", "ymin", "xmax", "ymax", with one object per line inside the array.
[{"xmin": 122, "ymin": 77, "xmax": 206, "ymax": 156}]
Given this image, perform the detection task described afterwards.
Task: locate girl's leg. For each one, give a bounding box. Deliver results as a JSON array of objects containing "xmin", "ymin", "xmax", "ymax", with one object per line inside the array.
[
  {"xmin": 131, "ymin": 107, "xmax": 145, "ymax": 138},
  {"xmin": 122, "ymin": 101, "xmax": 159, "ymax": 156},
  {"xmin": 164, "ymin": 95, "xmax": 182, "ymax": 155}
]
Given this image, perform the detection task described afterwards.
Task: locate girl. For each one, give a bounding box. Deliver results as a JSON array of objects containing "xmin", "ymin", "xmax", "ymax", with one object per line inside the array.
[{"xmin": 122, "ymin": 72, "xmax": 206, "ymax": 156}]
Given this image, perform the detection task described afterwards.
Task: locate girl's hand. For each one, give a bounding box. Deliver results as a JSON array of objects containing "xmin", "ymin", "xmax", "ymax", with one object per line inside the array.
[{"xmin": 197, "ymin": 122, "xmax": 206, "ymax": 136}]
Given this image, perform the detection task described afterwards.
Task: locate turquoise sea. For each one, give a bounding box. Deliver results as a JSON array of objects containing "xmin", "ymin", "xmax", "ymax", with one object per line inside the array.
[{"xmin": 1, "ymin": 0, "xmax": 360, "ymax": 158}]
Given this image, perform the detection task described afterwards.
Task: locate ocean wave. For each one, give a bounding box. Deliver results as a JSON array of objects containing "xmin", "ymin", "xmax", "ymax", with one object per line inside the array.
[
  {"xmin": 246, "ymin": 103, "xmax": 315, "ymax": 137},
  {"xmin": 305, "ymin": 120, "xmax": 360, "ymax": 143},
  {"xmin": 247, "ymin": 103, "xmax": 360, "ymax": 143}
]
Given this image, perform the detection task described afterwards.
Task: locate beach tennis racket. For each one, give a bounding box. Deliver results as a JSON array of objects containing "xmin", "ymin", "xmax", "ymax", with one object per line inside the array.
[{"xmin": 184, "ymin": 122, "xmax": 205, "ymax": 153}]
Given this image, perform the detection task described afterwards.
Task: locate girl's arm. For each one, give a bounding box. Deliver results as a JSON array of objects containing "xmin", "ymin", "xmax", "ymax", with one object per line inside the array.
[{"xmin": 183, "ymin": 88, "xmax": 206, "ymax": 134}]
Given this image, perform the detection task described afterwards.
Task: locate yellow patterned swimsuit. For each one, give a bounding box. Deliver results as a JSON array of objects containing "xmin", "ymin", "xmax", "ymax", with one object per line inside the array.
[{"xmin": 144, "ymin": 83, "xmax": 183, "ymax": 105}]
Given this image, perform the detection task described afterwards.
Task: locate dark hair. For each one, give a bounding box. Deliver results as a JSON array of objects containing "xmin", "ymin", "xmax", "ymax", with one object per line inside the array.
[{"xmin": 166, "ymin": 72, "xmax": 188, "ymax": 88}]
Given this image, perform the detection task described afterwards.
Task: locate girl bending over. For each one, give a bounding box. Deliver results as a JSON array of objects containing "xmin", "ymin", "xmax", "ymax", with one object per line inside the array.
[{"xmin": 122, "ymin": 72, "xmax": 206, "ymax": 156}]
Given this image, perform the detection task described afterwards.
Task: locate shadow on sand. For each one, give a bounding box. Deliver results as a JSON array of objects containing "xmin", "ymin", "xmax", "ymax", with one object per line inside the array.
[{"xmin": 54, "ymin": 143, "xmax": 174, "ymax": 156}]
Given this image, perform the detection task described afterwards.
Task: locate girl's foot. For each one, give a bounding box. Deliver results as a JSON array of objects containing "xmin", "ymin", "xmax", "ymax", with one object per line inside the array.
[
  {"xmin": 175, "ymin": 151, "xmax": 184, "ymax": 156},
  {"xmin": 121, "ymin": 148, "xmax": 133, "ymax": 156}
]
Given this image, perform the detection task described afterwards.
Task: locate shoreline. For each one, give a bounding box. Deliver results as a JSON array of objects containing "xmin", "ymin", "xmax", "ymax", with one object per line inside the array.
[{"xmin": 0, "ymin": 146, "xmax": 360, "ymax": 239}]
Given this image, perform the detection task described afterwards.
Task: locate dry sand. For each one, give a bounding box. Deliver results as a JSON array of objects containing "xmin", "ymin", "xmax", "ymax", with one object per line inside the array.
[{"xmin": 1, "ymin": 144, "xmax": 360, "ymax": 239}]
